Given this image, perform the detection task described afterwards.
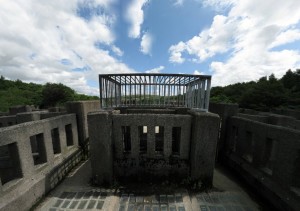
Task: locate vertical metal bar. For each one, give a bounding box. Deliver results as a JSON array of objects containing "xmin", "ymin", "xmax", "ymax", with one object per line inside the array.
[
  {"xmin": 124, "ymin": 76, "xmax": 127, "ymax": 106},
  {"xmin": 205, "ymin": 78, "xmax": 211, "ymax": 110},
  {"xmin": 129, "ymin": 75, "xmax": 132, "ymax": 106},
  {"xmin": 105, "ymin": 78, "xmax": 108, "ymax": 108},
  {"xmin": 99, "ymin": 76, "xmax": 103, "ymax": 108}
]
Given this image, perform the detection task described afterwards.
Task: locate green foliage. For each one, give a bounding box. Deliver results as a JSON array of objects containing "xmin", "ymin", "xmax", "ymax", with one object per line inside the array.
[
  {"xmin": 41, "ymin": 83, "xmax": 75, "ymax": 108},
  {"xmin": 0, "ymin": 76, "xmax": 99, "ymax": 112},
  {"xmin": 210, "ymin": 70, "xmax": 300, "ymax": 111}
]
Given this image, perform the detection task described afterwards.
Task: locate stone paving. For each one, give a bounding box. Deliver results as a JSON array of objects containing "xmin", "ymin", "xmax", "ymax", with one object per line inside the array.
[{"xmin": 34, "ymin": 161, "xmax": 261, "ymax": 211}]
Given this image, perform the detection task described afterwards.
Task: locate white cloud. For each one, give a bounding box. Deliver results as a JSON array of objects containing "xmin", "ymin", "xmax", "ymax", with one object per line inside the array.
[
  {"xmin": 0, "ymin": 0, "xmax": 134, "ymax": 96},
  {"xmin": 169, "ymin": 0, "xmax": 300, "ymax": 86},
  {"xmin": 126, "ymin": 0, "xmax": 149, "ymax": 38},
  {"xmin": 140, "ymin": 32, "xmax": 153, "ymax": 55},
  {"xmin": 111, "ymin": 45, "xmax": 124, "ymax": 56},
  {"xmin": 145, "ymin": 65, "xmax": 164, "ymax": 73},
  {"xmin": 173, "ymin": 0, "xmax": 184, "ymax": 6},
  {"xmin": 193, "ymin": 70, "xmax": 205, "ymax": 75}
]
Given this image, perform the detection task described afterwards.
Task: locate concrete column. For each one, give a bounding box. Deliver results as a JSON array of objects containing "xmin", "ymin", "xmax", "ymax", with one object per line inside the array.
[
  {"xmin": 147, "ymin": 125, "xmax": 155, "ymax": 157},
  {"xmin": 66, "ymin": 101, "xmax": 100, "ymax": 146},
  {"xmin": 189, "ymin": 111, "xmax": 220, "ymax": 187},
  {"xmin": 131, "ymin": 126, "xmax": 139, "ymax": 157},
  {"xmin": 164, "ymin": 125, "xmax": 172, "ymax": 158},
  {"xmin": 88, "ymin": 111, "xmax": 113, "ymax": 185}
]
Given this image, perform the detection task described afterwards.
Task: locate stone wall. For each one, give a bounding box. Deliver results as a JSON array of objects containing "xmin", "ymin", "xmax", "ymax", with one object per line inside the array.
[{"xmin": 0, "ymin": 114, "xmax": 80, "ymax": 211}]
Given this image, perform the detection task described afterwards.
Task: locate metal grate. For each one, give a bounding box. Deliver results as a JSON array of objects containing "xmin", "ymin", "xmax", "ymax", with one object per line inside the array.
[{"xmin": 99, "ymin": 73, "xmax": 211, "ymax": 110}]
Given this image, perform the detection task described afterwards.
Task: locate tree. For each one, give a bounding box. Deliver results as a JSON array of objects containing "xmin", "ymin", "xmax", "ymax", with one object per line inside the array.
[{"xmin": 41, "ymin": 83, "xmax": 75, "ymax": 108}]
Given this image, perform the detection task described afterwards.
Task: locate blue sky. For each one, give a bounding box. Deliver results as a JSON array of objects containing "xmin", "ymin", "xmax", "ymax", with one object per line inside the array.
[{"xmin": 0, "ymin": 0, "xmax": 300, "ymax": 95}]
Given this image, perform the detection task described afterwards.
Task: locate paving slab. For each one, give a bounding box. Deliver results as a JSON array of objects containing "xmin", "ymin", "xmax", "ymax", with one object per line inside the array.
[{"xmin": 34, "ymin": 160, "xmax": 261, "ymax": 211}]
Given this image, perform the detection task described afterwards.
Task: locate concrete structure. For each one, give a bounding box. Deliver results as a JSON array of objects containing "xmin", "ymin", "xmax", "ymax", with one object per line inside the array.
[
  {"xmin": 0, "ymin": 113, "xmax": 81, "ymax": 211},
  {"xmin": 210, "ymin": 103, "xmax": 300, "ymax": 210},
  {"xmin": 88, "ymin": 107, "xmax": 220, "ymax": 186}
]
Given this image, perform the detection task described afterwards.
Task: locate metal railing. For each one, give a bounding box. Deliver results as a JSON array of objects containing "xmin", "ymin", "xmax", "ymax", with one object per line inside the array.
[{"xmin": 99, "ymin": 74, "xmax": 211, "ymax": 110}]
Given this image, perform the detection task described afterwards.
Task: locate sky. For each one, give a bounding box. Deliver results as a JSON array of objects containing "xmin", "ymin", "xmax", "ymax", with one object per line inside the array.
[{"xmin": 0, "ymin": 0, "xmax": 300, "ymax": 96}]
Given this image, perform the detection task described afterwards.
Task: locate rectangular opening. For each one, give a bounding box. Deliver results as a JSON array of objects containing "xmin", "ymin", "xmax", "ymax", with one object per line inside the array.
[
  {"xmin": 291, "ymin": 150, "xmax": 300, "ymax": 192},
  {"xmin": 242, "ymin": 131, "xmax": 254, "ymax": 163},
  {"xmin": 232, "ymin": 126, "xmax": 238, "ymax": 152},
  {"xmin": 139, "ymin": 126, "xmax": 147, "ymax": 152},
  {"xmin": 155, "ymin": 126, "xmax": 164, "ymax": 152},
  {"xmin": 122, "ymin": 126, "xmax": 131, "ymax": 152},
  {"xmin": 0, "ymin": 143, "xmax": 22, "ymax": 184},
  {"xmin": 172, "ymin": 127, "xmax": 181, "ymax": 155},
  {"xmin": 261, "ymin": 138, "xmax": 277, "ymax": 175},
  {"xmin": 8, "ymin": 122, "xmax": 13, "ymax": 126},
  {"xmin": 0, "ymin": 122, "xmax": 3, "ymax": 127},
  {"xmin": 30, "ymin": 133, "xmax": 47, "ymax": 165},
  {"xmin": 51, "ymin": 128, "xmax": 61, "ymax": 154},
  {"xmin": 65, "ymin": 124, "xmax": 74, "ymax": 146}
]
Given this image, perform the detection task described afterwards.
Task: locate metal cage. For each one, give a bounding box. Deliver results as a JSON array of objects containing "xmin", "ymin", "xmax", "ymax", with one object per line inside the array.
[{"xmin": 99, "ymin": 73, "xmax": 211, "ymax": 110}]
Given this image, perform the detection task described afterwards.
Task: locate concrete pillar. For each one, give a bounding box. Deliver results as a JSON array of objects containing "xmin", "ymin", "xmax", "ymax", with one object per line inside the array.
[
  {"xmin": 88, "ymin": 111, "xmax": 113, "ymax": 185},
  {"xmin": 209, "ymin": 103, "xmax": 238, "ymax": 159},
  {"xmin": 189, "ymin": 111, "xmax": 220, "ymax": 187},
  {"xmin": 66, "ymin": 101, "xmax": 100, "ymax": 146},
  {"xmin": 164, "ymin": 125, "xmax": 172, "ymax": 158}
]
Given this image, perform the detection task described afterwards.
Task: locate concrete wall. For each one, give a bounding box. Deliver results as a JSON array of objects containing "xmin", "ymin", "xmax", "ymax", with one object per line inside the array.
[
  {"xmin": 225, "ymin": 116, "xmax": 300, "ymax": 210},
  {"xmin": 209, "ymin": 103, "xmax": 238, "ymax": 158},
  {"xmin": 272, "ymin": 108, "xmax": 300, "ymax": 120},
  {"xmin": 66, "ymin": 101, "xmax": 100, "ymax": 146},
  {"xmin": 113, "ymin": 113, "xmax": 192, "ymax": 181},
  {"xmin": 88, "ymin": 108, "xmax": 220, "ymax": 186},
  {"xmin": 0, "ymin": 114, "xmax": 80, "ymax": 211},
  {"xmin": 9, "ymin": 105, "xmax": 32, "ymax": 115},
  {"xmin": 0, "ymin": 115, "xmax": 17, "ymax": 128},
  {"xmin": 189, "ymin": 111, "xmax": 220, "ymax": 186}
]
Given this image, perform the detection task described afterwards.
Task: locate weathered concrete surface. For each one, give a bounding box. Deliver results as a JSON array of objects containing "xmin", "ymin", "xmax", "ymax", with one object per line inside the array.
[
  {"xmin": 34, "ymin": 160, "xmax": 262, "ymax": 211},
  {"xmin": 224, "ymin": 116, "xmax": 300, "ymax": 210},
  {"xmin": 88, "ymin": 111, "xmax": 114, "ymax": 185},
  {"xmin": 0, "ymin": 114, "xmax": 80, "ymax": 211},
  {"xmin": 209, "ymin": 103, "xmax": 238, "ymax": 157},
  {"xmin": 66, "ymin": 101, "xmax": 100, "ymax": 146},
  {"xmin": 189, "ymin": 111, "xmax": 220, "ymax": 187},
  {"xmin": 9, "ymin": 105, "xmax": 32, "ymax": 115}
]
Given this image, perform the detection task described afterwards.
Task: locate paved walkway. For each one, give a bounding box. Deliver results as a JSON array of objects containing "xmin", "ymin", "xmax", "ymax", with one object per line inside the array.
[{"xmin": 34, "ymin": 161, "xmax": 261, "ymax": 211}]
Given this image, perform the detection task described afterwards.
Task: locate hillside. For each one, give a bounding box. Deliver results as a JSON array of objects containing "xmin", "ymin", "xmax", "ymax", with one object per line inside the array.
[
  {"xmin": 210, "ymin": 69, "xmax": 300, "ymax": 111},
  {"xmin": 0, "ymin": 76, "xmax": 99, "ymax": 112}
]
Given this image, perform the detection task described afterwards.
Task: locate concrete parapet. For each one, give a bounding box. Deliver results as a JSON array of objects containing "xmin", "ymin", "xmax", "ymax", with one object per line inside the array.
[
  {"xmin": 9, "ymin": 105, "xmax": 32, "ymax": 115},
  {"xmin": 66, "ymin": 101, "xmax": 100, "ymax": 146},
  {"xmin": 189, "ymin": 111, "xmax": 220, "ymax": 186},
  {"xmin": 209, "ymin": 103, "xmax": 238, "ymax": 158},
  {"xmin": 88, "ymin": 111, "xmax": 113, "ymax": 185},
  {"xmin": 16, "ymin": 111, "xmax": 48, "ymax": 124},
  {"xmin": 225, "ymin": 116, "xmax": 300, "ymax": 210},
  {"xmin": 0, "ymin": 115, "xmax": 16, "ymax": 127},
  {"xmin": 0, "ymin": 114, "xmax": 80, "ymax": 211}
]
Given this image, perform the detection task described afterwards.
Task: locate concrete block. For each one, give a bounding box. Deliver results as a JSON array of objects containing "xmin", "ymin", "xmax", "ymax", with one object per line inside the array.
[
  {"xmin": 66, "ymin": 101, "xmax": 100, "ymax": 146},
  {"xmin": 189, "ymin": 111, "xmax": 220, "ymax": 186},
  {"xmin": 88, "ymin": 111, "xmax": 113, "ymax": 185}
]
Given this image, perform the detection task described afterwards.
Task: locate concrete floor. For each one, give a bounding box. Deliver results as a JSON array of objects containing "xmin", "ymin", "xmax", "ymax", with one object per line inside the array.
[{"xmin": 34, "ymin": 160, "xmax": 262, "ymax": 211}]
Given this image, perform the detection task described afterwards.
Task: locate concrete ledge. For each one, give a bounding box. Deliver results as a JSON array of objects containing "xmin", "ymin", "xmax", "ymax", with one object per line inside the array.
[{"xmin": 224, "ymin": 153, "xmax": 300, "ymax": 210}]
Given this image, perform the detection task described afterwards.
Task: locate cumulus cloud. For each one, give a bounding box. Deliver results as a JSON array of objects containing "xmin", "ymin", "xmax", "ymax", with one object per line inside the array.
[
  {"xmin": 125, "ymin": 0, "xmax": 149, "ymax": 38},
  {"xmin": 169, "ymin": 0, "xmax": 300, "ymax": 86},
  {"xmin": 140, "ymin": 32, "xmax": 153, "ymax": 55},
  {"xmin": 145, "ymin": 65, "xmax": 164, "ymax": 73},
  {"xmin": 0, "ymin": 0, "xmax": 134, "ymax": 96}
]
